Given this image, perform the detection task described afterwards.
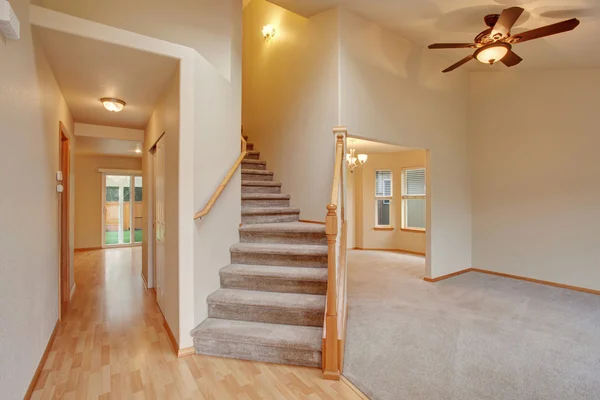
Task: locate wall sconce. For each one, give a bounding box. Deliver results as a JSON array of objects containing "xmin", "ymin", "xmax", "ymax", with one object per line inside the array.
[{"xmin": 262, "ymin": 24, "xmax": 276, "ymax": 42}]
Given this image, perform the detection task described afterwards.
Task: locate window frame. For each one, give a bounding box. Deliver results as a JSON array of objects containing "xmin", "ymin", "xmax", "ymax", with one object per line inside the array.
[
  {"xmin": 374, "ymin": 169, "xmax": 393, "ymax": 228},
  {"xmin": 401, "ymin": 166, "xmax": 426, "ymax": 233}
]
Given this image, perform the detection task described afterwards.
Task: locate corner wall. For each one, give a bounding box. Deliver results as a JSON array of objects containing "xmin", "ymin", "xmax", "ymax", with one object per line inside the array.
[
  {"xmin": 338, "ymin": 9, "xmax": 471, "ymax": 278},
  {"xmin": 469, "ymin": 69, "xmax": 600, "ymax": 291},
  {"xmin": 74, "ymin": 155, "xmax": 142, "ymax": 249},
  {"xmin": 143, "ymin": 70, "xmax": 181, "ymax": 340},
  {"xmin": 242, "ymin": 0, "xmax": 340, "ymax": 221},
  {"xmin": 0, "ymin": 0, "xmax": 74, "ymax": 396},
  {"xmin": 352, "ymin": 151, "xmax": 427, "ymax": 254}
]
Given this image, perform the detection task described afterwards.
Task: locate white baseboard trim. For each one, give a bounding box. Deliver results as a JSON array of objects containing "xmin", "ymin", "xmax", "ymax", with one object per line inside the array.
[{"xmin": 70, "ymin": 283, "xmax": 76, "ymax": 301}]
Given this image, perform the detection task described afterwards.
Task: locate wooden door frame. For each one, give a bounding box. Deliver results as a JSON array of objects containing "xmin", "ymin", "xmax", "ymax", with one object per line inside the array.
[{"xmin": 58, "ymin": 122, "xmax": 71, "ymax": 321}]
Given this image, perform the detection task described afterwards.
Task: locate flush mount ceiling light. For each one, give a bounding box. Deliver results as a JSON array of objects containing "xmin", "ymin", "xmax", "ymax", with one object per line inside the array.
[
  {"xmin": 262, "ymin": 24, "xmax": 276, "ymax": 41},
  {"xmin": 474, "ymin": 42, "xmax": 511, "ymax": 65},
  {"xmin": 101, "ymin": 98, "xmax": 126, "ymax": 112},
  {"xmin": 346, "ymin": 139, "xmax": 368, "ymax": 173}
]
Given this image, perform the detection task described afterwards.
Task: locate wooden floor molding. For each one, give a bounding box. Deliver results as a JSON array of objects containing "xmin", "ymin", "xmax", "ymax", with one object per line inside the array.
[
  {"xmin": 424, "ymin": 267, "xmax": 600, "ymax": 295},
  {"xmin": 354, "ymin": 247, "xmax": 426, "ymax": 257},
  {"xmin": 472, "ymin": 268, "xmax": 600, "ymax": 296},
  {"xmin": 74, "ymin": 247, "xmax": 103, "ymax": 252},
  {"xmin": 341, "ymin": 376, "xmax": 370, "ymax": 400},
  {"xmin": 298, "ymin": 219, "xmax": 326, "ymax": 225},
  {"xmin": 24, "ymin": 321, "xmax": 59, "ymax": 400},
  {"xmin": 423, "ymin": 268, "xmax": 472, "ymax": 282}
]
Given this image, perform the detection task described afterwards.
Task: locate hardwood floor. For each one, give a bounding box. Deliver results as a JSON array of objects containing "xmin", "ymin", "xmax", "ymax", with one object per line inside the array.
[{"xmin": 31, "ymin": 248, "xmax": 364, "ymax": 399}]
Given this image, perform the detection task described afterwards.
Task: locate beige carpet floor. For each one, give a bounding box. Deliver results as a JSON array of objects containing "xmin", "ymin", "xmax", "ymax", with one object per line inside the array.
[{"xmin": 343, "ymin": 250, "xmax": 600, "ymax": 400}]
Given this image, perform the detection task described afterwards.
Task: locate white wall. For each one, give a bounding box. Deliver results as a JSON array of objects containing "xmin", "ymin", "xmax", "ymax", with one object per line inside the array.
[
  {"xmin": 32, "ymin": 0, "xmax": 237, "ymax": 78},
  {"xmin": 74, "ymin": 155, "xmax": 142, "ymax": 249},
  {"xmin": 338, "ymin": 9, "xmax": 471, "ymax": 278},
  {"xmin": 75, "ymin": 123, "xmax": 144, "ymax": 142},
  {"xmin": 242, "ymin": 0, "xmax": 340, "ymax": 221},
  {"xmin": 352, "ymin": 151, "xmax": 427, "ymax": 254},
  {"xmin": 143, "ymin": 70, "xmax": 180, "ymax": 341},
  {"xmin": 469, "ymin": 69, "xmax": 600, "ymax": 291},
  {"xmin": 0, "ymin": 0, "xmax": 74, "ymax": 397}
]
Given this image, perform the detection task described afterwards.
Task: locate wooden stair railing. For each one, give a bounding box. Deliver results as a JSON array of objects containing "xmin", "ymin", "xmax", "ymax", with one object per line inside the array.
[
  {"xmin": 322, "ymin": 127, "xmax": 348, "ymax": 380},
  {"xmin": 194, "ymin": 135, "xmax": 248, "ymax": 220}
]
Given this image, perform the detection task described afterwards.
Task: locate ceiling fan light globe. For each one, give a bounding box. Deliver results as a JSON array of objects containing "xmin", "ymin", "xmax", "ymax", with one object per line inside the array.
[{"xmin": 474, "ymin": 42, "xmax": 511, "ymax": 65}]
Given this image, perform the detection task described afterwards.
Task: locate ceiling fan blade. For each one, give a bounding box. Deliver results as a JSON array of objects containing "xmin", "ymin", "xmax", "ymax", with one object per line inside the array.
[
  {"xmin": 512, "ymin": 18, "xmax": 580, "ymax": 43},
  {"xmin": 492, "ymin": 7, "xmax": 525, "ymax": 38},
  {"xmin": 442, "ymin": 54, "xmax": 474, "ymax": 73},
  {"xmin": 501, "ymin": 50, "xmax": 523, "ymax": 67},
  {"xmin": 428, "ymin": 43, "xmax": 477, "ymax": 49}
]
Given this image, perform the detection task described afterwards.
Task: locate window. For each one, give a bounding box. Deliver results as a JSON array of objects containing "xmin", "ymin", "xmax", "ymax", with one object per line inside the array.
[
  {"xmin": 375, "ymin": 170, "xmax": 393, "ymax": 227},
  {"xmin": 402, "ymin": 168, "xmax": 426, "ymax": 231}
]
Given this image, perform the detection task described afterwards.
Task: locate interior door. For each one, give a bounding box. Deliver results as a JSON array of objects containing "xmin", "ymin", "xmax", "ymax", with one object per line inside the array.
[{"xmin": 154, "ymin": 137, "xmax": 166, "ymax": 312}]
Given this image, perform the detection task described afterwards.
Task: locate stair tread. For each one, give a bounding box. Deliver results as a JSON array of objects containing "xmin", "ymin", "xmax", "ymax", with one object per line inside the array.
[
  {"xmin": 247, "ymin": 151, "xmax": 260, "ymax": 155},
  {"xmin": 191, "ymin": 318, "xmax": 322, "ymax": 351},
  {"xmin": 230, "ymin": 242, "xmax": 328, "ymax": 255},
  {"xmin": 208, "ymin": 289, "xmax": 325, "ymax": 311},
  {"xmin": 242, "ymin": 159, "xmax": 266, "ymax": 165},
  {"xmin": 242, "ymin": 181, "xmax": 282, "ymax": 187},
  {"xmin": 239, "ymin": 222, "xmax": 325, "ymax": 233},
  {"xmin": 221, "ymin": 264, "xmax": 327, "ymax": 281},
  {"xmin": 241, "ymin": 169, "xmax": 273, "ymax": 175},
  {"xmin": 242, "ymin": 193, "xmax": 291, "ymax": 200},
  {"xmin": 241, "ymin": 207, "xmax": 300, "ymax": 215}
]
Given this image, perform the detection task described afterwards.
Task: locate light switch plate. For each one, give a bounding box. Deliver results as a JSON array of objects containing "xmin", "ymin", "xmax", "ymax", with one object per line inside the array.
[
  {"xmin": 56, "ymin": 171, "xmax": 63, "ymax": 181},
  {"xmin": 56, "ymin": 184, "xmax": 64, "ymax": 193}
]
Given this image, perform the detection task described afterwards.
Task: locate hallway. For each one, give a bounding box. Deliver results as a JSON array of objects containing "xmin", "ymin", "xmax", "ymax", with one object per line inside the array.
[{"xmin": 31, "ymin": 248, "xmax": 363, "ymax": 399}]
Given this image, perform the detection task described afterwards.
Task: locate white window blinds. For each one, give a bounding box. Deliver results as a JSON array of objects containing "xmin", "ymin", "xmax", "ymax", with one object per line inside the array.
[
  {"xmin": 405, "ymin": 168, "xmax": 425, "ymax": 196},
  {"xmin": 375, "ymin": 171, "xmax": 392, "ymax": 197}
]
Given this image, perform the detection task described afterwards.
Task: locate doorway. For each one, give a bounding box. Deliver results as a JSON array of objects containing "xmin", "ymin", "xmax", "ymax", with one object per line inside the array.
[
  {"xmin": 58, "ymin": 122, "xmax": 71, "ymax": 321},
  {"xmin": 102, "ymin": 174, "xmax": 143, "ymax": 247}
]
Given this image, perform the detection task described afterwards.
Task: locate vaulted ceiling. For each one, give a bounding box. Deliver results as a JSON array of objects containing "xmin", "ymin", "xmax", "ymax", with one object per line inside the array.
[{"xmin": 268, "ymin": 0, "xmax": 600, "ymax": 69}]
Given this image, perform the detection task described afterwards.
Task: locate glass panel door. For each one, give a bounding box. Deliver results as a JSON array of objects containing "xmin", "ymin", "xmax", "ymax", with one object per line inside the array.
[
  {"xmin": 105, "ymin": 175, "xmax": 132, "ymax": 246},
  {"xmin": 134, "ymin": 176, "xmax": 143, "ymax": 243}
]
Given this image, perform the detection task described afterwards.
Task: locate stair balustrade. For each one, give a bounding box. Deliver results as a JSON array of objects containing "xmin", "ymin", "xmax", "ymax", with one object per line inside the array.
[{"xmin": 322, "ymin": 127, "xmax": 349, "ymax": 380}]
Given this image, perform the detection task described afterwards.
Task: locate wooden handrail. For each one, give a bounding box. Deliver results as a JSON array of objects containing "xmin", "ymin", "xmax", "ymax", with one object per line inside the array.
[
  {"xmin": 193, "ymin": 135, "xmax": 248, "ymax": 220},
  {"xmin": 322, "ymin": 128, "xmax": 348, "ymax": 381}
]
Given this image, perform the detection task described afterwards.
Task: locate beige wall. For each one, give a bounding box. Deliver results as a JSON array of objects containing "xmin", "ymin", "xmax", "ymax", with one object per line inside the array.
[
  {"xmin": 74, "ymin": 155, "xmax": 142, "ymax": 249},
  {"xmin": 339, "ymin": 9, "xmax": 471, "ymax": 278},
  {"xmin": 242, "ymin": 0, "xmax": 340, "ymax": 221},
  {"xmin": 143, "ymin": 70, "xmax": 180, "ymax": 342},
  {"xmin": 469, "ymin": 69, "xmax": 600, "ymax": 291},
  {"xmin": 0, "ymin": 0, "xmax": 74, "ymax": 397},
  {"xmin": 351, "ymin": 151, "xmax": 427, "ymax": 254}
]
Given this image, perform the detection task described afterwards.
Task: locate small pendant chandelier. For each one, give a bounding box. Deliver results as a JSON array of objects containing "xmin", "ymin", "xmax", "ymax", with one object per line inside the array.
[{"xmin": 346, "ymin": 139, "xmax": 368, "ymax": 173}]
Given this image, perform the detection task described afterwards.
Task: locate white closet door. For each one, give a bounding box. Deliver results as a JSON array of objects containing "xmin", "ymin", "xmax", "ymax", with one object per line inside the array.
[{"xmin": 154, "ymin": 137, "xmax": 166, "ymax": 312}]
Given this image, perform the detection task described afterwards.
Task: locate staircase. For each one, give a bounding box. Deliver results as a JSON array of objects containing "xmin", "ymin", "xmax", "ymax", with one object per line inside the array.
[{"xmin": 190, "ymin": 137, "xmax": 328, "ymax": 368}]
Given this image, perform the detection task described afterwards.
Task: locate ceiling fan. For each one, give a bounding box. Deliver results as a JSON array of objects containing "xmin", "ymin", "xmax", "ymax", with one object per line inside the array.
[{"xmin": 428, "ymin": 7, "xmax": 580, "ymax": 73}]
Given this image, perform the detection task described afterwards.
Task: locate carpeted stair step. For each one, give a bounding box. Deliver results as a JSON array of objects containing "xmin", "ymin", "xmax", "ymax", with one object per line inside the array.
[
  {"xmin": 242, "ymin": 193, "xmax": 291, "ymax": 209},
  {"xmin": 230, "ymin": 243, "xmax": 328, "ymax": 268},
  {"xmin": 244, "ymin": 150, "xmax": 260, "ymax": 160},
  {"xmin": 207, "ymin": 289, "xmax": 325, "ymax": 327},
  {"xmin": 241, "ymin": 159, "xmax": 267, "ymax": 170},
  {"xmin": 191, "ymin": 318, "xmax": 322, "ymax": 367},
  {"xmin": 246, "ymin": 143, "xmax": 254, "ymax": 151},
  {"xmin": 239, "ymin": 222, "xmax": 327, "ymax": 245},
  {"xmin": 242, "ymin": 180, "xmax": 282, "ymax": 194},
  {"xmin": 241, "ymin": 207, "xmax": 300, "ymax": 224},
  {"xmin": 220, "ymin": 264, "xmax": 327, "ymax": 295},
  {"xmin": 242, "ymin": 169, "xmax": 274, "ymax": 182}
]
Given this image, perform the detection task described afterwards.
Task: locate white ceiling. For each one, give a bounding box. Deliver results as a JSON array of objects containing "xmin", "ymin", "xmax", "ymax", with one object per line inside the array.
[
  {"xmin": 268, "ymin": 0, "xmax": 600, "ymax": 70},
  {"xmin": 34, "ymin": 27, "xmax": 179, "ymax": 129},
  {"xmin": 75, "ymin": 136, "xmax": 143, "ymax": 158},
  {"xmin": 349, "ymin": 138, "xmax": 412, "ymax": 154}
]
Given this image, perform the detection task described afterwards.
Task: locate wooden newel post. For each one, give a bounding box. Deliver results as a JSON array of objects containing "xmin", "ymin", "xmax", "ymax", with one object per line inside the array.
[{"xmin": 323, "ymin": 203, "xmax": 340, "ymax": 380}]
